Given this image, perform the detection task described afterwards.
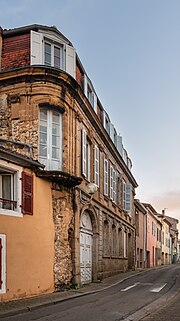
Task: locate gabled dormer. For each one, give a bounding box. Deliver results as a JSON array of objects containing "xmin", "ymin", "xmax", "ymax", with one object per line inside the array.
[{"xmin": 1, "ymin": 24, "xmax": 76, "ymax": 79}]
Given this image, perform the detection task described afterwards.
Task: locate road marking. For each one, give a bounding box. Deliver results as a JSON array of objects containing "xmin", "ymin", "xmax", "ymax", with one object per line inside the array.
[
  {"xmin": 121, "ymin": 282, "xmax": 140, "ymax": 292},
  {"xmin": 150, "ymin": 283, "xmax": 167, "ymax": 292}
]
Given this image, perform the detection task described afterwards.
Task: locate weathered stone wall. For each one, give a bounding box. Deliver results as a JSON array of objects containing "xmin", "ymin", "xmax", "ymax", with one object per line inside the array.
[{"xmin": 52, "ymin": 186, "xmax": 74, "ymax": 290}]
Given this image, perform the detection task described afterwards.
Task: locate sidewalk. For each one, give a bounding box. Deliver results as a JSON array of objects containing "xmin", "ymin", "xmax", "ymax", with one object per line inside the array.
[{"xmin": 0, "ymin": 269, "xmax": 143, "ymax": 318}]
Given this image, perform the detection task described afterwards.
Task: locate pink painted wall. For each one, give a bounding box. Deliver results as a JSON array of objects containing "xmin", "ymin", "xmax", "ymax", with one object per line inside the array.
[{"xmin": 146, "ymin": 212, "xmax": 157, "ymax": 268}]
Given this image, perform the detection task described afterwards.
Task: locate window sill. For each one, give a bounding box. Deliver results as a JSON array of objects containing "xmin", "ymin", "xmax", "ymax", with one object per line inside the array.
[{"xmin": 0, "ymin": 209, "xmax": 23, "ymax": 218}]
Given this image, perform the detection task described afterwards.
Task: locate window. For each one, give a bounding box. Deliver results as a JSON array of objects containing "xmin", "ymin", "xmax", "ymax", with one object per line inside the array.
[
  {"xmin": 83, "ymin": 75, "xmax": 97, "ymax": 111},
  {"xmin": 30, "ymin": 31, "xmax": 76, "ymax": 79},
  {"xmin": 39, "ymin": 108, "xmax": 62, "ymax": 170},
  {"xmin": 0, "ymin": 234, "xmax": 6, "ymax": 294},
  {"xmin": 103, "ymin": 111, "xmax": 110, "ymax": 135},
  {"xmin": 104, "ymin": 158, "xmax": 108, "ymax": 196},
  {"xmin": 44, "ymin": 41, "xmax": 63, "ymax": 69},
  {"xmin": 123, "ymin": 181, "xmax": 132, "ymax": 212},
  {"xmin": 94, "ymin": 145, "xmax": 99, "ymax": 187},
  {"xmin": 0, "ymin": 162, "xmax": 22, "ymax": 216},
  {"xmin": 81, "ymin": 129, "xmax": 90, "ymax": 180},
  {"xmin": 110, "ymin": 165, "xmax": 116, "ymax": 202}
]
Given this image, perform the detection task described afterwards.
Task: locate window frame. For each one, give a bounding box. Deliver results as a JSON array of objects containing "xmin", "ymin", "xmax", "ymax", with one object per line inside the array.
[
  {"xmin": 94, "ymin": 145, "xmax": 99, "ymax": 187},
  {"xmin": 0, "ymin": 161, "xmax": 22, "ymax": 217},
  {"xmin": 81, "ymin": 129, "xmax": 91, "ymax": 180},
  {"xmin": 39, "ymin": 108, "xmax": 62, "ymax": 171},
  {"xmin": 44, "ymin": 39, "xmax": 64, "ymax": 69},
  {"xmin": 104, "ymin": 158, "xmax": 108, "ymax": 196}
]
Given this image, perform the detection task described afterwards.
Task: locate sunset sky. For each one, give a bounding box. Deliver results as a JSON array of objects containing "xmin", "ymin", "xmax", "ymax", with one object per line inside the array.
[{"xmin": 1, "ymin": 0, "xmax": 180, "ymax": 227}]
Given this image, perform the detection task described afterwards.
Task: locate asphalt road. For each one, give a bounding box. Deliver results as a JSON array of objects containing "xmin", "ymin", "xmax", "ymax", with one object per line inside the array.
[{"xmin": 2, "ymin": 264, "xmax": 180, "ymax": 321}]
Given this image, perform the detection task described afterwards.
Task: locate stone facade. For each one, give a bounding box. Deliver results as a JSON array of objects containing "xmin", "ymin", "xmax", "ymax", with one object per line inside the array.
[{"xmin": 0, "ymin": 25, "xmax": 138, "ymax": 298}]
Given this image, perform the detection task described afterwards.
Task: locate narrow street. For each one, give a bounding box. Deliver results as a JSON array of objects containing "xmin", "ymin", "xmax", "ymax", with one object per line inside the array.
[{"xmin": 1, "ymin": 264, "xmax": 180, "ymax": 321}]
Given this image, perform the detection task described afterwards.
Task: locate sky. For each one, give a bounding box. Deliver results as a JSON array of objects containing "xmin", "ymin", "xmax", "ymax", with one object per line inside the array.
[{"xmin": 1, "ymin": 0, "xmax": 180, "ymax": 227}]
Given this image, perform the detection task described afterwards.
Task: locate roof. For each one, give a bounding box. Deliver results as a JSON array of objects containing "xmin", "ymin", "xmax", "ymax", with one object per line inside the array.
[
  {"xmin": 0, "ymin": 147, "xmax": 44, "ymax": 170},
  {"xmin": 134, "ymin": 199, "xmax": 147, "ymax": 214},
  {"xmin": 1, "ymin": 24, "xmax": 73, "ymax": 46},
  {"xmin": 142, "ymin": 203, "xmax": 157, "ymax": 214}
]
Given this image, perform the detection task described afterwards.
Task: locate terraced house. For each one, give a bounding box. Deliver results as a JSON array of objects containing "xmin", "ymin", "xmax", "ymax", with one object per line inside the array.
[{"xmin": 0, "ymin": 24, "xmax": 138, "ymax": 301}]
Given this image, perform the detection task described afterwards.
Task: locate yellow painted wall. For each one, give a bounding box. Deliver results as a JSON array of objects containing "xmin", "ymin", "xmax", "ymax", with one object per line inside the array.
[{"xmin": 0, "ymin": 173, "xmax": 54, "ymax": 301}]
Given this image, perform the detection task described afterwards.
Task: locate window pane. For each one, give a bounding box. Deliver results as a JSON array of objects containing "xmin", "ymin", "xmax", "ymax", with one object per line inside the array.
[
  {"xmin": 2, "ymin": 175, "xmax": 12, "ymax": 209},
  {"xmin": 52, "ymin": 135, "xmax": 59, "ymax": 147},
  {"xmin": 45, "ymin": 43, "xmax": 51, "ymax": 66},
  {"xmin": 52, "ymin": 112, "xmax": 60, "ymax": 123},
  {"xmin": 40, "ymin": 110, "xmax": 47, "ymax": 120},
  {"xmin": 54, "ymin": 46, "xmax": 60, "ymax": 68},
  {"xmin": 39, "ymin": 144, "xmax": 47, "ymax": 157},
  {"xmin": 52, "ymin": 147, "xmax": 59, "ymax": 159},
  {"xmin": 52, "ymin": 124, "xmax": 59, "ymax": 136},
  {"xmin": 40, "ymin": 132, "xmax": 47, "ymax": 144},
  {"xmin": 40, "ymin": 124, "xmax": 47, "ymax": 134}
]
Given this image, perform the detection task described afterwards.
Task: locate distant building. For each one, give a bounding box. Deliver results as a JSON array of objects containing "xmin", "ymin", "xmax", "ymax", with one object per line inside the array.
[
  {"xmin": 164, "ymin": 215, "xmax": 179, "ymax": 263},
  {"xmin": 134, "ymin": 199, "xmax": 147, "ymax": 269}
]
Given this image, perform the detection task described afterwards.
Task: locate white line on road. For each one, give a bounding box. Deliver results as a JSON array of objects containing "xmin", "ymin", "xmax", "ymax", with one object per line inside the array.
[
  {"xmin": 121, "ymin": 282, "xmax": 140, "ymax": 292},
  {"xmin": 150, "ymin": 283, "xmax": 167, "ymax": 293}
]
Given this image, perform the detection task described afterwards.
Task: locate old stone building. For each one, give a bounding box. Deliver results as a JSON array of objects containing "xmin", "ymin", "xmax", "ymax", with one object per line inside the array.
[{"xmin": 0, "ymin": 24, "xmax": 138, "ymax": 300}]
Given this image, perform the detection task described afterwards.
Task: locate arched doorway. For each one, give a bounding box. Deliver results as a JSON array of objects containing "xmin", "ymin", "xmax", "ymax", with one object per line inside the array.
[{"xmin": 80, "ymin": 211, "xmax": 93, "ymax": 284}]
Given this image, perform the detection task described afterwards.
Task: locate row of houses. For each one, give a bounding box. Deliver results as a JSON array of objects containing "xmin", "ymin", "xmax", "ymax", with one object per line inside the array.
[
  {"xmin": 0, "ymin": 24, "xmax": 179, "ymax": 302},
  {"xmin": 135, "ymin": 200, "xmax": 179, "ymax": 269}
]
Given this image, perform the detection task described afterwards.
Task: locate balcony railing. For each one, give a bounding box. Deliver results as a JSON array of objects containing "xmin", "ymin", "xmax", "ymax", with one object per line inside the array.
[{"xmin": 0, "ymin": 198, "xmax": 17, "ymax": 210}]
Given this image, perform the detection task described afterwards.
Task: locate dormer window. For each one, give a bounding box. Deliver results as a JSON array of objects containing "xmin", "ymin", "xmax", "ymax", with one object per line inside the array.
[
  {"xmin": 30, "ymin": 30, "xmax": 76, "ymax": 78},
  {"xmin": 83, "ymin": 75, "xmax": 97, "ymax": 111}
]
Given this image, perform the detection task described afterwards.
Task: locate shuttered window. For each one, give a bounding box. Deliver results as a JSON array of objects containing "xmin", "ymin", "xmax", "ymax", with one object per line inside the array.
[
  {"xmin": 31, "ymin": 31, "xmax": 76, "ymax": 79},
  {"xmin": 94, "ymin": 145, "xmax": 99, "ymax": 187},
  {"xmin": 123, "ymin": 181, "xmax": 132, "ymax": 213},
  {"xmin": 104, "ymin": 158, "xmax": 108, "ymax": 196},
  {"xmin": 110, "ymin": 165, "xmax": 113, "ymax": 200},
  {"xmin": 110, "ymin": 165, "xmax": 116, "ymax": 202},
  {"xmin": 81, "ymin": 129, "xmax": 91, "ymax": 180},
  {"xmin": 22, "ymin": 172, "xmax": 33, "ymax": 215}
]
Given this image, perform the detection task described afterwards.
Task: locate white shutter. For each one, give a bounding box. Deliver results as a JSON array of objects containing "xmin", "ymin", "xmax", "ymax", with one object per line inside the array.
[
  {"xmin": 110, "ymin": 123, "xmax": 114, "ymax": 142},
  {"xmin": 83, "ymin": 74, "xmax": 88, "ymax": 97},
  {"xmin": 92, "ymin": 92, "xmax": 97, "ymax": 113},
  {"xmin": 30, "ymin": 30, "xmax": 43, "ymax": 65},
  {"xmin": 110, "ymin": 165, "xmax": 113, "ymax": 200},
  {"xmin": 104, "ymin": 158, "xmax": 108, "ymax": 196},
  {"xmin": 123, "ymin": 181, "xmax": 126, "ymax": 210},
  {"xmin": 65, "ymin": 44, "xmax": 76, "ymax": 79},
  {"xmin": 94, "ymin": 145, "xmax": 99, "ymax": 186},
  {"xmin": 113, "ymin": 169, "xmax": 116, "ymax": 202},
  {"xmin": 82, "ymin": 129, "xmax": 87, "ymax": 177},
  {"xmin": 102, "ymin": 110, "xmax": 106, "ymax": 127},
  {"xmin": 117, "ymin": 135, "xmax": 123, "ymax": 156}
]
